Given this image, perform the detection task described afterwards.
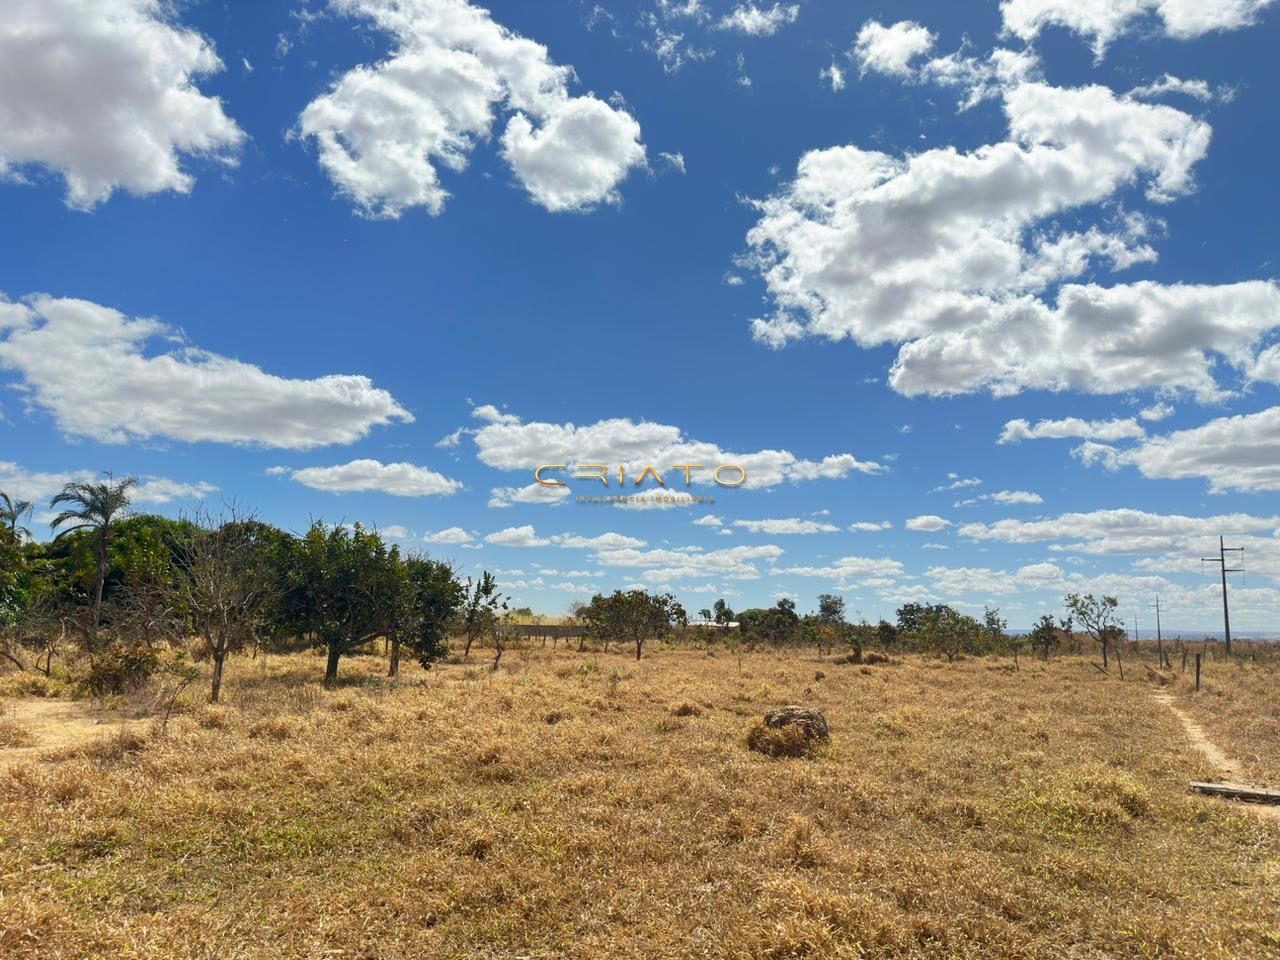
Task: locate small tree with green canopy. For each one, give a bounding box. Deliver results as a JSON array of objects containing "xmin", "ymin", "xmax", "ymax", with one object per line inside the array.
[
  {"xmin": 460, "ymin": 571, "xmax": 507, "ymax": 658},
  {"xmin": 581, "ymin": 588, "xmax": 676, "ymax": 661},
  {"xmin": 1029, "ymin": 613, "xmax": 1062, "ymax": 661},
  {"xmin": 1064, "ymin": 593, "xmax": 1120, "ymax": 670},
  {"xmin": 49, "ymin": 473, "xmax": 137, "ymax": 637},
  {"xmin": 388, "ymin": 553, "xmax": 463, "ymax": 676},
  {"xmin": 292, "ymin": 521, "xmax": 402, "ymax": 685}
]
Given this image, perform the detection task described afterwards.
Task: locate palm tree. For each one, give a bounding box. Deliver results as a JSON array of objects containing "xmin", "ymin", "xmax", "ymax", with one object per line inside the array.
[
  {"xmin": 50, "ymin": 474, "xmax": 137, "ymax": 632},
  {"xmin": 0, "ymin": 491, "xmax": 34, "ymax": 541}
]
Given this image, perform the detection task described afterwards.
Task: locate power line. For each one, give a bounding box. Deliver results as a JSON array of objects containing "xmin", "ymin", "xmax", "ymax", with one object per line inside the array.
[{"xmin": 1201, "ymin": 535, "xmax": 1244, "ymax": 656}]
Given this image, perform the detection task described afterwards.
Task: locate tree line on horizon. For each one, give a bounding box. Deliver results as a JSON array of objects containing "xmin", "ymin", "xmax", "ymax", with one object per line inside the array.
[{"xmin": 1, "ymin": 474, "xmax": 1142, "ymax": 702}]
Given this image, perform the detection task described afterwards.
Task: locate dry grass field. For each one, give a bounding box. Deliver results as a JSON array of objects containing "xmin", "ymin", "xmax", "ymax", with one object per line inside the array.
[
  {"xmin": 2, "ymin": 647, "xmax": 1279, "ymax": 959},
  {"xmin": 1163, "ymin": 645, "xmax": 1280, "ymax": 786}
]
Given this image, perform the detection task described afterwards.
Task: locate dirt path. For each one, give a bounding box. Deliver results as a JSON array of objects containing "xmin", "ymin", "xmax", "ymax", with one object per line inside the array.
[
  {"xmin": 1152, "ymin": 691, "xmax": 1280, "ymax": 819},
  {"xmin": 0, "ymin": 699, "xmax": 146, "ymax": 771}
]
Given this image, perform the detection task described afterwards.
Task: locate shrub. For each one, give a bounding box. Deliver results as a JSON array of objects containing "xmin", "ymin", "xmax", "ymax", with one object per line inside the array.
[{"xmin": 79, "ymin": 644, "xmax": 159, "ymax": 697}]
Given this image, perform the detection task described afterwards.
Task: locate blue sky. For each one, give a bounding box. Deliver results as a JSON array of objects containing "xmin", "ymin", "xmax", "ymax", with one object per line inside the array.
[{"xmin": 2, "ymin": 0, "xmax": 1279, "ymax": 632}]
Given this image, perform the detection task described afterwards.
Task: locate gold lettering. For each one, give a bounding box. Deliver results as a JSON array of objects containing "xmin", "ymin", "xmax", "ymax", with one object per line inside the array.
[
  {"xmin": 714, "ymin": 464, "xmax": 747, "ymax": 487},
  {"xmin": 534, "ymin": 464, "xmax": 567, "ymax": 486},
  {"xmin": 635, "ymin": 465, "xmax": 665, "ymax": 487},
  {"xmin": 671, "ymin": 463, "xmax": 701, "ymax": 486},
  {"xmin": 577, "ymin": 464, "xmax": 608, "ymax": 485}
]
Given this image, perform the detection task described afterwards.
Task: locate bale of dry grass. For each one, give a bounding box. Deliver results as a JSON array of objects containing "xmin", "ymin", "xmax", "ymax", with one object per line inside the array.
[
  {"xmin": 764, "ymin": 705, "xmax": 829, "ymax": 740},
  {"xmin": 747, "ymin": 707, "xmax": 830, "ymax": 758}
]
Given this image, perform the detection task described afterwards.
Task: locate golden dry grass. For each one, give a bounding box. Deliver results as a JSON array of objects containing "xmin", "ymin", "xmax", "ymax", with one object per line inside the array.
[
  {"xmin": 1159, "ymin": 644, "xmax": 1280, "ymax": 785},
  {"xmin": 1, "ymin": 648, "xmax": 1278, "ymax": 959}
]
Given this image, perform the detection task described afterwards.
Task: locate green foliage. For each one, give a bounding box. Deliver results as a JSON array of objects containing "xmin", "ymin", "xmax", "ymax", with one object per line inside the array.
[
  {"xmin": 460, "ymin": 571, "xmax": 507, "ymax": 658},
  {"xmin": 80, "ymin": 643, "xmax": 160, "ymax": 696},
  {"xmin": 1030, "ymin": 614, "xmax": 1064, "ymax": 660},
  {"xmin": 581, "ymin": 588, "xmax": 676, "ymax": 660},
  {"xmin": 403, "ymin": 555, "xmax": 464, "ymax": 669},
  {"xmin": 289, "ymin": 522, "xmax": 406, "ymax": 683}
]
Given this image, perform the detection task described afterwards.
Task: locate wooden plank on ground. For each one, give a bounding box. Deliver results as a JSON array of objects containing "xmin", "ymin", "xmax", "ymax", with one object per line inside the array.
[{"xmin": 1189, "ymin": 781, "xmax": 1280, "ymax": 804}]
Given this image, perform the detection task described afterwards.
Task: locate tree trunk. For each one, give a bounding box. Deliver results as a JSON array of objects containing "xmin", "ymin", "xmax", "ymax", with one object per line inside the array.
[
  {"xmin": 464, "ymin": 630, "xmax": 475, "ymax": 658},
  {"xmin": 93, "ymin": 536, "xmax": 107, "ymax": 633},
  {"xmin": 389, "ymin": 637, "xmax": 401, "ymax": 678},
  {"xmin": 635, "ymin": 637, "xmax": 643, "ymax": 661},
  {"xmin": 324, "ymin": 642, "xmax": 342, "ymax": 686},
  {"xmin": 210, "ymin": 648, "xmax": 226, "ymax": 703}
]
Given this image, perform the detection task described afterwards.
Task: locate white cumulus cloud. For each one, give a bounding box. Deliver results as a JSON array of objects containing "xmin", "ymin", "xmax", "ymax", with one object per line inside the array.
[
  {"xmin": 0, "ymin": 0, "xmax": 245, "ymax": 209},
  {"xmin": 1001, "ymin": 0, "xmax": 1276, "ymax": 58},
  {"xmin": 297, "ymin": 0, "xmax": 646, "ymax": 217},
  {"xmin": 290, "ymin": 459, "xmax": 461, "ymax": 497},
  {"xmin": 0, "ymin": 295, "xmax": 412, "ymax": 449},
  {"xmin": 853, "ymin": 20, "xmax": 936, "ymax": 77}
]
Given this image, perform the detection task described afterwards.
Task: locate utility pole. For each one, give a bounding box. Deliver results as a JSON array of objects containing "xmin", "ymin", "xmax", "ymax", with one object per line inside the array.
[
  {"xmin": 1151, "ymin": 595, "xmax": 1165, "ymax": 667},
  {"xmin": 1201, "ymin": 536, "xmax": 1244, "ymax": 656}
]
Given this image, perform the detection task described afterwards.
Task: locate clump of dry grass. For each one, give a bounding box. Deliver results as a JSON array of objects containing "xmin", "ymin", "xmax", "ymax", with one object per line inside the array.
[
  {"xmin": 747, "ymin": 720, "xmax": 815, "ymax": 758},
  {"xmin": 0, "ymin": 717, "xmax": 34, "ymax": 747},
  {"xmin": 671, "ymin": 700, "xmax": 701, "ymax": 717}
]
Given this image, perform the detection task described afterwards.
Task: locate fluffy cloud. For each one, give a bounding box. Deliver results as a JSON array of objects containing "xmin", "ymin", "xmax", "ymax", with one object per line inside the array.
[
  {"xmin": 0, "ymin": 295, "xmax": 411, "ymax": 449},
  {"xmin": 984, "ymin": 490, "xmax": 1043, "ymax": 505},
  {"xmin": 732, "ymin": 518, "xmax": 839, "ymax": 534},
  {"xmin": 906, "ymin": 515, "xmax": 951, "ymax": 532},
  {"xmin": 693, "ymin": 514, "xmax": 724, "ymax": 527},
  {"xmin": 925, "ymin": 561, "xmax": 1067, "ymax": 598},
  {"xmin": 745, "ymin": 78, "xmax": 1280, "ymax": 402},
  {"xmin": 771, "ymin": 555, "xmax": 905, "ymax": 582},
  {"xmin": 466, "ymin": 408, "xmax": 883, "ymax": 490},
  {"xmin": 485, "ymin": 524, "xmax": 551, "ymax": 547},
  {"xmin": 298, "ymin": 0, "xmax": 645, "ymax": 217},
  {"xmin": 556, "ymin": 532, "xmax": 647, "ymax": 550},
  {"xmin": 290, "ymin": 459, "xmax": 461, "ymax": 496},
  {"xmin": 716, "ymin": 4, "xmax": 799, "ymax": 37},
  {"xmin": 0, "ymin": 0, "xmax": 244, "ymax": 209},
  {"xmin": 131, "ymin": 478, "xmax": 219, "ymax": 505},
  {"xmin": 488, "ymin": 483, "xmax": 571, "ymax": 508},
  {"xmin": 0, "ymin": 462, "xmax": 215, "ymax": 510},
  {"xmin": 848, "ymin": 521, "xmax": 892, "ymax": 532},
  {"xmin": 1128, "ymin": 75, "xmax": 1227, "ymax": 102},
  {"xmin": 958, "ymin": 507, "xmax": 1279, "ymax": 555},
  {"xmin": 999, "ymin": 416, "xmax": 1146, "ymax": 443},
  {"xmin": 424, "ymin": 526, "xmax": 474, "ymax": 544},
  {"xmin": 1001, "ymin": 0, "xmax": 1276, "ymax": 57},
  {"xmin": 1076, "ymin": 406, "xmax": 1280, "ymax": 493},
  {"xmin": 853, "ymin": 20, "xmax": 936, "ymax": 77},
  {"xmin": 595, "ymin": 543, "xmax": 784, "ymax": 582},
  {"xmin": 1139, "ymin": 401, "xmax": 1174, "ymax": 422}
]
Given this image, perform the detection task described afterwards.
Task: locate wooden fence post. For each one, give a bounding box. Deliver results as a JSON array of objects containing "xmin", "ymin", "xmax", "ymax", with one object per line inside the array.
[{"xmin": 1195, "ymin": 653, "xmax": 1201, "ymax": 692}]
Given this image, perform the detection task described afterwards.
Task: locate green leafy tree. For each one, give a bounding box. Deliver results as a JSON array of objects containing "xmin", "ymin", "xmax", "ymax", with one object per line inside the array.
[
  {"xmin": 49, "ymin": 474, "xmax": 137, "ymax": 636},
  {"xmin": 919, "ymin": 605, "xmax": 982, "ymax": 662},
  {"xmin": 1064, "ymin": 593, "xmax": 1120, "ymax": 670},
  {"xmin": 389, "ymin": 554, "xmax": 463, "ymax": 675},
  {"xmin": 292, "ymin": 522, "xmax": 402, "ymax": 685},
  {"xmin": 0, "ymin": 491, "xmax": 34, "ymax": 541},
  {"xmin": 876, "ymin": 619, "xmax": 898, "ymax": 648},
  {"xmin": 460, "ymin": 571, "xmax": 507, "ymax": 659},
  {"xmin": 582, "ymin": 589, "xmax": 676, "ymax": 661},
  {"xmin": 712, "ymin": 598, "xmax": 735, "ymax": 625},
  {"xmin": 1029, "ymin": 613, "xmax": 1060, "ymax": 661}
]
